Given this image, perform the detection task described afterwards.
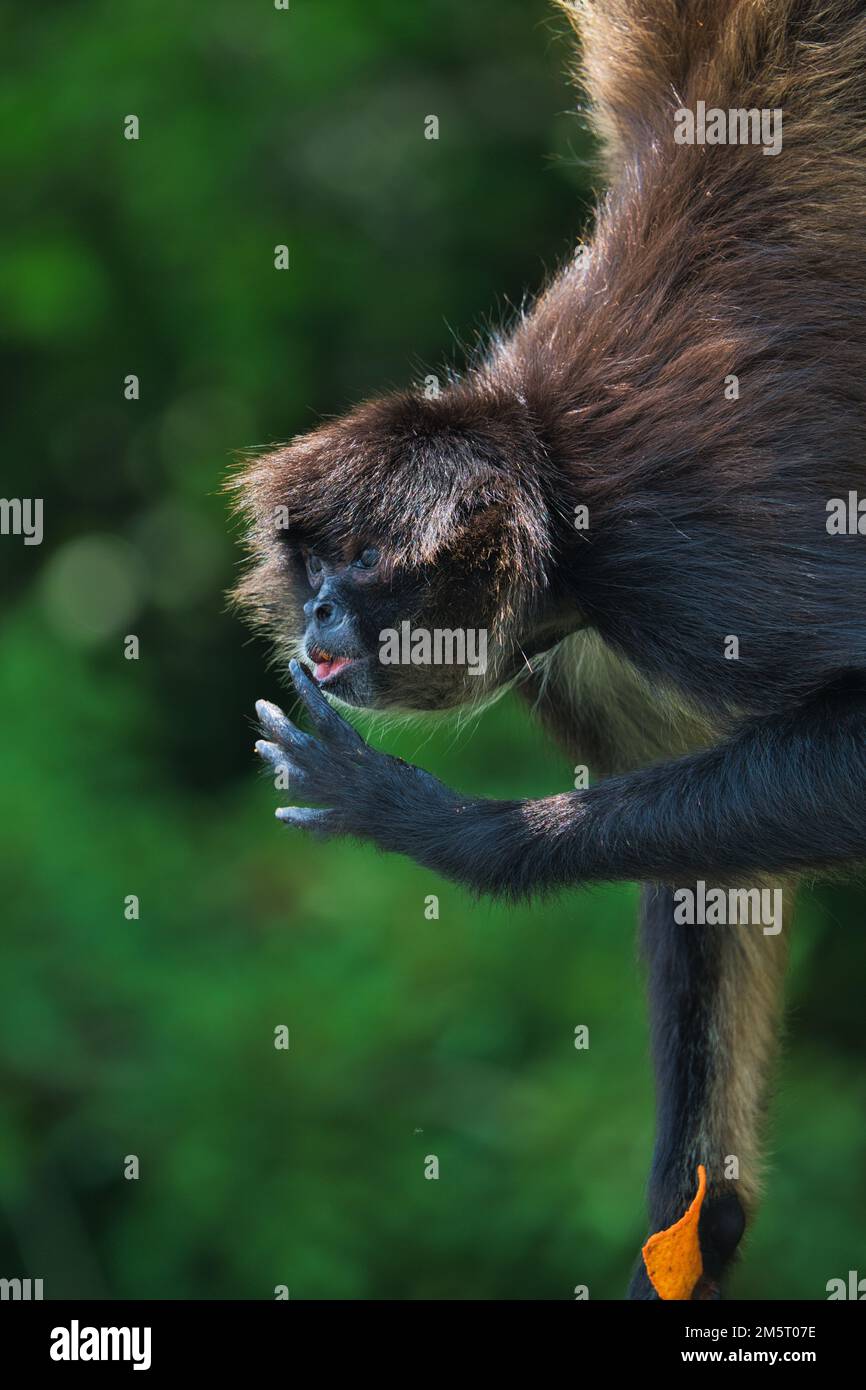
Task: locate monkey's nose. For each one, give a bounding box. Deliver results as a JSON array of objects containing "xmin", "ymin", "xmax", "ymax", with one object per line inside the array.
[{"xmin": 312, "ymin": 598, "xmax": 343, "ymax": 628}]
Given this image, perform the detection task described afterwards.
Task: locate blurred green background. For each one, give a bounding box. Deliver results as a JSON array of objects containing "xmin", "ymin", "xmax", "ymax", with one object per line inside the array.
[{"xmin": 1, "ymin": 0, "xmax": 865, "ymax": 1300}]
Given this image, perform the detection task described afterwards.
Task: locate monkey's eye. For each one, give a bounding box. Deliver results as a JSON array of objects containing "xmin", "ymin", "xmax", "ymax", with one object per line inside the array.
[
  {"xmin": 353, "ymin": 546, "xmax": 380, "ymax": 570},
  {"xmin": 307, "ymin": 554, "xmax": 323, "ymax": 576}
]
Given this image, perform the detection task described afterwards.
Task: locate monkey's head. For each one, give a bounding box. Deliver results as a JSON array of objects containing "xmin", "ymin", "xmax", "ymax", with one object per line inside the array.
[{"xmin": 231, "ymin": 386, "xmax": 578, "ymax": 711}]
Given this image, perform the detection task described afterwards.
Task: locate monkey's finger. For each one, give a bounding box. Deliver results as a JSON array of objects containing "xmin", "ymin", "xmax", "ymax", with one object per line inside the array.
[
  {"xmin": 289, "ymin": 658, "xmax": 361, "ymax": 745},
  {"xmin": 255, "ymin": 738, "xmax": 306, "ymax": 773},
  {"xmin": 275, "ymin": 806, "xmax": 337, "ymax": 837},
  {"xmin": 255, "ymin": 698, "xmax": 312, "ymax": 751},
  {"xmin": 255, "ymin": 740, "xmax": 322, "ymax": 796}
]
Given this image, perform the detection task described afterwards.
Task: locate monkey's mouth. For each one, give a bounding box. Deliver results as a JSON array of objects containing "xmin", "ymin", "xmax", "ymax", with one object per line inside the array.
[{"xmin": 307, "ymin": 646, "xmax": 362, "ymax": 685}]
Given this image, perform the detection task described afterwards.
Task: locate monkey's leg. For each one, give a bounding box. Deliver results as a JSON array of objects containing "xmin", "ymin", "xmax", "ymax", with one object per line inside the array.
[{"xmin": 628, "ymin": 881, "xmax": 790, "ymax": 1300}]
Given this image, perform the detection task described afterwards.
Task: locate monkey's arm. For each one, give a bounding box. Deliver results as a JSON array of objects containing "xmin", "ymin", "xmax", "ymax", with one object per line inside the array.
[{"xmin": 256, "ymin": 664, "xmax": 865, "ymax": 898}]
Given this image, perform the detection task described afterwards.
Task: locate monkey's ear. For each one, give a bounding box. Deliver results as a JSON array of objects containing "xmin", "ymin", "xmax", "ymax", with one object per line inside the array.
[
  {"xmin": 410, "ymin": 466, "xmax": 510, "ymax": 554},
  {"xmin": 406, "ymin": 459, "xmax": 553, "ymax": 608}
]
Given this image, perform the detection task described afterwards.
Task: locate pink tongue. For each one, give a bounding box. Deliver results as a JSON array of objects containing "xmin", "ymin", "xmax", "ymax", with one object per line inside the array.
[{"xmin": 314, "ymin": 657, "xmax": 352, "ymax": 682}]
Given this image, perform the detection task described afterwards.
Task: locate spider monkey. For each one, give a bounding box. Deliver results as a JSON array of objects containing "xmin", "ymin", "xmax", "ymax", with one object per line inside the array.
[{"xmin": 231, "ymin": 0, "xmax": 866, "ymax": 1298}]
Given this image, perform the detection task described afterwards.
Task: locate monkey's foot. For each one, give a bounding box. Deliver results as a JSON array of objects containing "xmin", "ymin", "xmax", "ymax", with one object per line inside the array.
[{"xmin": 641, "ymin": 1165, "xmax": 707, "ymax": 1300}]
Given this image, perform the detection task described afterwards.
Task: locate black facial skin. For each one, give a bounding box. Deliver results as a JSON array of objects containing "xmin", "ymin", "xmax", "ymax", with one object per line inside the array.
[
  {"xmin": 286, "ymin": 536, "xmax": 578, "ymax": 711},
  {"xmin": 296, "ymin": 542, "xmax": 399, "ymax": 707}
]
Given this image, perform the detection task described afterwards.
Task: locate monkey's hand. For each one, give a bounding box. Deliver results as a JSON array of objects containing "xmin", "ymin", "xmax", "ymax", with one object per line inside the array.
[{"xmin": 254, "ymin": 660, "xmax": 458, "ymax": 847}]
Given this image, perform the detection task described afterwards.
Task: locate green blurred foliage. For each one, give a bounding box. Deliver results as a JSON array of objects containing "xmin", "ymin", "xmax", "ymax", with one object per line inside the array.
[{"xmin": 1, "ymin": 0, "xmax": 864, "ymax": 1300}]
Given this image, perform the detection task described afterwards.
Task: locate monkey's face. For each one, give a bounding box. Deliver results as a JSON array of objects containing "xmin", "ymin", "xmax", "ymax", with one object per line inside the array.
[
  {"xmin": 283, "ymin": 532, "xmax": 532, "ymax": 712},
  {"xmin": 231, "ymin": 389, "xmax": 569, "ymax": 712},
  {"xmin": 297, "ymin": 541, "xmax": 385, "ymax": 698},
  {"xmin": 292, "ymin": 536, "xmax": 425, "ymax": 709}
]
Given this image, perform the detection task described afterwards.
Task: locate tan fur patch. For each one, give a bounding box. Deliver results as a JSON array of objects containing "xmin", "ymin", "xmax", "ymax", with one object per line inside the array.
[{"xmin": 701, "ymin": 881, "xmax": 793, "ymax": 1213}]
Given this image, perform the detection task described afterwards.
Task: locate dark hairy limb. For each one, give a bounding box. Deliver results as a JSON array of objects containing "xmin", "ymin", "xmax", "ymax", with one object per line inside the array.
[
  {"xmin": 257, "ymin": 665, "xmax": 866, "ymax": 899},
  {"xmin": 627, "ymin": 883, "xmax": 789, "ymax": 1299}
]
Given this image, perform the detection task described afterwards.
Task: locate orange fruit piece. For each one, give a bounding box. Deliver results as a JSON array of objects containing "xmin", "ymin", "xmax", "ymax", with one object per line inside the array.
[{"xmin": 641, "ymin": 1164, "xmax": 707, "ymax": 1300}]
